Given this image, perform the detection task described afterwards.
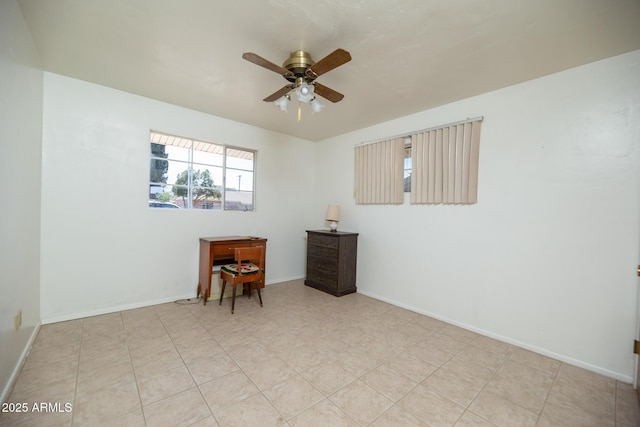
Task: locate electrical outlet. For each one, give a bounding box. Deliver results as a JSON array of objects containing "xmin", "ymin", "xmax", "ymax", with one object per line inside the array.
[{"xmin": 14, "ymin": 310, "xmax": 21, "ymax": 332}]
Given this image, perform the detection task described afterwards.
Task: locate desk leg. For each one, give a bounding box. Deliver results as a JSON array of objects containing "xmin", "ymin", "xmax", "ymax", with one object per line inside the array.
[{"xmin": 197, "ymin": 280, "xmax": 211, "ymax": 305}]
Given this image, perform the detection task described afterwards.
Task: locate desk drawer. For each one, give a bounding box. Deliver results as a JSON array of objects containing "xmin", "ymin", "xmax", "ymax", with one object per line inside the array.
[{"xmin": 212, "ymin": 242, "xmax": 250, "ymax": 257}]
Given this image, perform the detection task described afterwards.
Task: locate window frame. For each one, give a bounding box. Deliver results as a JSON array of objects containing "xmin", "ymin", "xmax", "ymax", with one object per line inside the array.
[{"xmin": 148, "ymin": 131, "xmax": 256, "ymax": 211}]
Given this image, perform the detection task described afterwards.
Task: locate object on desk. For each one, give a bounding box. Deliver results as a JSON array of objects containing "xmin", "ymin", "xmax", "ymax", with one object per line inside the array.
[
  {"xmin": 305, "ymin": 230, "xmax": 358, "ymax": 296},
  {"xmin": 197, "ymin": 236, "xmax": 267, "ymax": 305},
  {"xmin": 326, "ymin": 204, "xmax": 340, "ymax": 232},
  {"xmin": 219, "ymin": 246, "xmax": 265, "ymax": 314}
]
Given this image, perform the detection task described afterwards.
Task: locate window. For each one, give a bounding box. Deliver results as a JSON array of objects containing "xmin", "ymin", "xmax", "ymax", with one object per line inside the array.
[
  {"xmin": 355, "ymin": 117, "xmax": 482, "ymax": 205},
  {"xmin": 403, "ymin": 141, "xmax": 411, "ymax": 192},
  {"xmin": 149, "ymin": 131, "xmax": 255, "ymax": 211},
  {"xmin": 354, "ymin": 137, "xmax": 405, "ymax": 204},
  {"xmin": 410, "ymin": 119, "xmax": 482, "ymax": 204}
]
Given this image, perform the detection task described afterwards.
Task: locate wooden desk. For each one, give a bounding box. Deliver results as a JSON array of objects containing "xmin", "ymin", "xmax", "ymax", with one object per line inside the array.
[{"xmin": 197, "ymin": 236, "xmax": 267, "ymax": 304}]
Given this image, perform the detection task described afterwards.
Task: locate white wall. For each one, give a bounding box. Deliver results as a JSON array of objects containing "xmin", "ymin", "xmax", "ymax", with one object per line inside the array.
[
  {"xmin": 40, "ymin": 73, "xmax": 315, "ymax": 323},
  {"xmin": 314, "ymin": 51, "xmax": 640, "ymax": 381},
  {"xmin": 0, "ymin": 0, "xmax": 43, "ymax": 402}
]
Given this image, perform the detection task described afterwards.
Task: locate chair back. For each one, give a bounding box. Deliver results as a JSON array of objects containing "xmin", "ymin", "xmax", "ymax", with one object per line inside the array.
[{"xmin": 234, "ymin": 246, "xmax": 265, "ymax": 276}]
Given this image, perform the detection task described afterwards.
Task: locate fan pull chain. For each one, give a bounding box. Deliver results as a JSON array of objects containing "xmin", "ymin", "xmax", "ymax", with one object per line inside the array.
[{"xmin": 297, "ymin": 103, "xmax": 302, "ymax": 122}]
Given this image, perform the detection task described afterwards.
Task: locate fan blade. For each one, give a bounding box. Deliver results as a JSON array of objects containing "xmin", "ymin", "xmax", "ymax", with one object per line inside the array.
[
  {"xmin": 242, "ymin": 52, "xmax": 292, "ymax": 77},
  {"xmin": 306, "ymin": 48, "xmax": 351, "ymax": 78},
  {"xmin": 263, "ymin": 85, "xmax": 293, "ymax": 102},
  {"xmin": 313, "ymin": 82, "xmax": 344, "ymax": 103}
]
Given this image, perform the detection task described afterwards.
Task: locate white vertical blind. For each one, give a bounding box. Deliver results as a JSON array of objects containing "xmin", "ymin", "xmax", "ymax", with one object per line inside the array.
[
  {"xmin": 355, "ymin": 138, "xmax": 405, "ymax": 204},
  {"xmin": 410, "ymin": 119, "xmax": 482, "ymax": 204}
]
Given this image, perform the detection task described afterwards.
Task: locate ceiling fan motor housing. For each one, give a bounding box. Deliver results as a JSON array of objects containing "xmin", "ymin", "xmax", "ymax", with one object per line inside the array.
[{"xmin": 283, "ymin": 51, "xmax": 315, "ymax": 82}]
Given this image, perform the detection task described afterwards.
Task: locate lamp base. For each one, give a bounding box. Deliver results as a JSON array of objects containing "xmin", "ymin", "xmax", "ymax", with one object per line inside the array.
[{"xmin": 329, "ymin": 221, "xmax": 338, "ymax": 232}]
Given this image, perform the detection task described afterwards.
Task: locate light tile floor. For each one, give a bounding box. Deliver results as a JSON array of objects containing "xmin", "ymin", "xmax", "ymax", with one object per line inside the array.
[{"xmin": 2, "ymin": 280, "xmax": 640, "ymax": 426}]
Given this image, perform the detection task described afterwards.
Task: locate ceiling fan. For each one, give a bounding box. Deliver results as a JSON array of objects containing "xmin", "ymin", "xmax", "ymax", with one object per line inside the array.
[{"xmin": 242, "ymin": 49, "xmax": 351, "ymax": 118}]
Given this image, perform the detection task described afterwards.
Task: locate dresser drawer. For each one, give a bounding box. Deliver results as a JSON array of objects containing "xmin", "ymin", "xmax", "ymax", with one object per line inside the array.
[
  {"xmin": 308, "ymin": 233, "xmax": 339, "ymax": 249},
  {"xmin": 306, "ymin": 254, "xmax": 338, "ymax": 276},
  {"xmin": 306, "ymin": 243, "xmax": 338, "ymax": 261},
  {"xmin": 305, "ymin": 269, "xmax": 338, "ymax": 289}
]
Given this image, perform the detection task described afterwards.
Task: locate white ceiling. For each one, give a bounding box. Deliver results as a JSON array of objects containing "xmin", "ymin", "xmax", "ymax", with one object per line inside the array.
[{"xmin": 17, "ymin": 0, "xmax": 640, "ymax": 142}]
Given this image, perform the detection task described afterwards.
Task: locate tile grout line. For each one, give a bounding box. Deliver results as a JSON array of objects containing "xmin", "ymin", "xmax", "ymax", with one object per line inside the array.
[
  {"xmin": 189, "ymin": 313, "xmax": 235, "ymax": 426},
  {"xmin": 122, "ymin": 310, "xmax": 148, "ymax": 427},
  {"xmin": 69, "ymin": 318, "xmax": 84, "ymax": 427},
  {"xmin": 153, "ymin": 305, "xmax": 212, "ymax": 426},
  {"xmin": 534, "ymin": 362, "xmax": 563, "ymax": 427},
  {"xmin": 450, "ymin": 337, "xmax": 514, "ymax": 427}
]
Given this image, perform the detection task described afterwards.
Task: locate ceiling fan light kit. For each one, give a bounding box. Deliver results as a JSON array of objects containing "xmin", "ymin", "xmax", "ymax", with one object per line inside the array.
[
  {"xmin": 242, "ymin": 48, "xmax": 351, "ymax": 121},
  {"xmin": 274, "ymin": 94, "xmax": 290, "ymax": 111},
  {"xmin": 295, "ymin": 79, "xmax": 315, "ymax": 103}
]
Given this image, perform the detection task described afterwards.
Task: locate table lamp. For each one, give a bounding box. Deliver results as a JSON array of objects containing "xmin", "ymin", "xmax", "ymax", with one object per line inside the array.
[{"xmin": 326, "ymin": 205, "xmax": 340, "ymax": 232}]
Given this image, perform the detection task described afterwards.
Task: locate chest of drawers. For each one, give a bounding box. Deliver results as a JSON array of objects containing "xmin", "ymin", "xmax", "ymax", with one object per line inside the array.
[{"xmin": 305, "ymin": 230, "xmax": 358, "ymax": 296}]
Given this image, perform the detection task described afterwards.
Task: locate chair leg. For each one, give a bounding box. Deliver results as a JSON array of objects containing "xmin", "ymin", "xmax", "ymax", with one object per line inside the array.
[
  {"xmin": 256, "ymin": 282, "xmax": 263, "ymax": 307},
  {"xmin": 219, "ymin": 280, "xmax": 226, "ymax": 306},
  {"xmin": 231, "ymin": 284, "xmax": 236, "ymax": 314}
]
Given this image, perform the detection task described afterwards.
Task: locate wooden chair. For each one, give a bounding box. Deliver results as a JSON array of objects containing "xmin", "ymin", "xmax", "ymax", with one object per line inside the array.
[{"xmin": 219, "ymin": 246, "xmax": 265, "ymax": 314}]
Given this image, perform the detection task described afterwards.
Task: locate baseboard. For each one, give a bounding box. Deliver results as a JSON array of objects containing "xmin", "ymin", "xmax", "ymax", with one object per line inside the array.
[
  {"xmin": 41, "ymin": 293, "xmax": 196, "ymax": 325},
  {"xmin": 266, "ymin": 275, "xmax": 305, "ymax": 285},
  {"xmin": 40, "ymin": 276, "xmax": 306, "ymax": 325},
  {"xmin": 1, "ymin": 322, "xmax": 41, "ymax": 404},
  {"xmin": 358, "ymin": 289, "xmax": 633, "ymax": 384}
]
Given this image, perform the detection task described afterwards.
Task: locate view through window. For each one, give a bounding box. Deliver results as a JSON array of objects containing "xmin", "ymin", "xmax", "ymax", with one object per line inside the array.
[
  {"xmin": 404, "ymin": 141, "xmax": 411, "ymax": 192},
  {"xmin": 149, "ymin": 131, "xmax": 255, "ymax": 211}
]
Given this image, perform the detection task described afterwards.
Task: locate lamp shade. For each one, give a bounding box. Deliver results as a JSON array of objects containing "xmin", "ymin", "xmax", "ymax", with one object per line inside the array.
[
  {"xmin": 326, "ymin": 205, "xmax": 340, "ymax": 222},
  {"xmin": 310, "ymin": 98, "xmax": 324, "ymax": 113},
  {"xmin": 274, "ymin": 95, "xmax": 289, "ymax": 111},
  {"xmin": 296, "ymin": 82, "xmax": 315, "ymax": 103}
]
